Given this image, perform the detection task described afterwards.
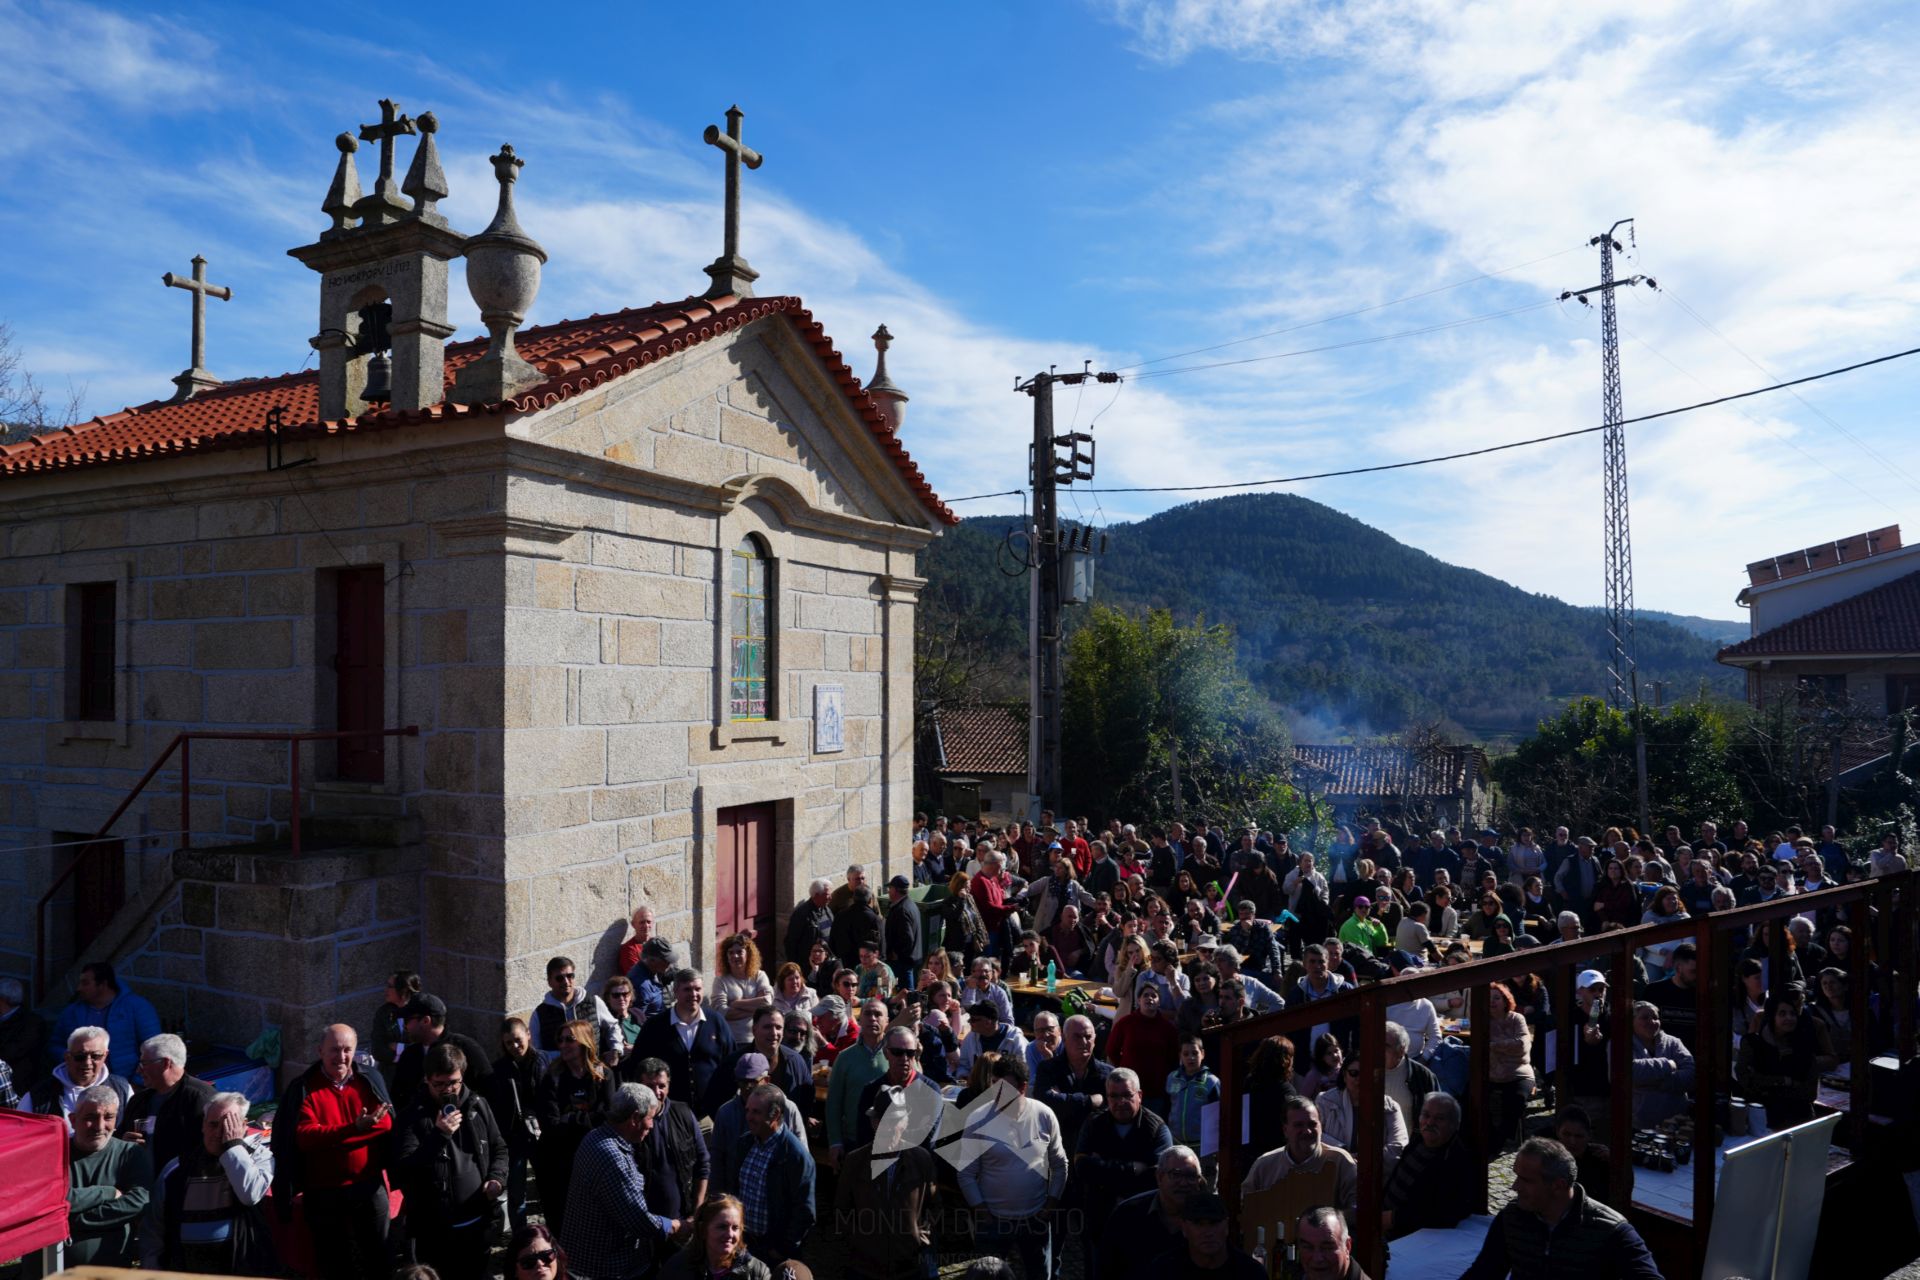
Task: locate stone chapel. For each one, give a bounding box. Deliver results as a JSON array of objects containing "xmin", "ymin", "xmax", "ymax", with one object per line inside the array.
[{"xmin": 0, "ymin": 99, "xmax": 952, "ymax": 1063}]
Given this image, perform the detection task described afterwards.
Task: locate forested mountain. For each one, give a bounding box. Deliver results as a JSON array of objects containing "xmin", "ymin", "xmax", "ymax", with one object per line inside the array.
[{"xmin": 917, "ymin": 493, "xmax": 1739, "ymax": 741}]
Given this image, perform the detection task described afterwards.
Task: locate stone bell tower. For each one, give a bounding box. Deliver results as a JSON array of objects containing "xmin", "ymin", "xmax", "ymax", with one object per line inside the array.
[{"xmin": 287, "ymin": 99, "xmax": 467, "ymax": 419}]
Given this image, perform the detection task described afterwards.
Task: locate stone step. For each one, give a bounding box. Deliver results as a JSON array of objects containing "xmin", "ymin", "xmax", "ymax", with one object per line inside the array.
[
  {"xmin": 307, "ymin": 786, "xmax": 408, "ymax": 819},
  {"xmin": 300, "ymin": 813, "xmax": 422, "ymax": 849}
]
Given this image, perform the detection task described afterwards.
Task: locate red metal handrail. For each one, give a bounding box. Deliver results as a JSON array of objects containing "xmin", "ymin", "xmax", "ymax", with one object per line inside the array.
[{"xmin": 32, "ymin": 725, "xmax": 417, "ymax": 1003}]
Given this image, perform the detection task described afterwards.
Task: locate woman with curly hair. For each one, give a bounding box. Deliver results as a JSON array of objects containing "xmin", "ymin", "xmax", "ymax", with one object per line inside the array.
[
  {"xmin": 508, "ymin": 1223, "xmax": 569, "ymax": 1280},
  {"xmin": 660, "ymin": 1195, "xmax": 770, "ymax": 1280},
  {"xmin": 711, "ymin": 932, "xmax": 774, "ymax": 1042}
]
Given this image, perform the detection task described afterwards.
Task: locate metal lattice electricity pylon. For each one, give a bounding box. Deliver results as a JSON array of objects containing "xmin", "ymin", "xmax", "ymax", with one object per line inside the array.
[{"xmin": 1561, "ymin": 220, "xmax": 1657, "ymax": 710}]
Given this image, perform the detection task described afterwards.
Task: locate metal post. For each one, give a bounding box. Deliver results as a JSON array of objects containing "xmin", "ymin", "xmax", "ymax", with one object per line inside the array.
[
  {"xmin": 1691, "ymin": 915, "xmax": 1716, "ymax": 1236},
  {"xmin": 179, "ymin": 737, "xmax": 192, "ymax": 851},
  {"xmin": 1849, "ymin": 897, "xmax": 1872, "ymax": 1149},
  {"xmin": 1608, "ymin": 944, "xmax": 1636, "ymax": 1210},
  {"xmin": 291, "ymin": 738, "xmax": 302, "ymax": 858},
  {"xmin": 1467, "ymin": 980, "xmax": 1492, "ymax": 1211},
  {"xmin": 1355, "ymin": 990, "xmax": 1387, "ymax": 1280}
]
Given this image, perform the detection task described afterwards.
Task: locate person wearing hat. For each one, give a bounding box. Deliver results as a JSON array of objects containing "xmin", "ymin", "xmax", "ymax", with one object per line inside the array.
[
  {"xmin": 633, "ymin": 935, "xmax": 680, "ymax": 1023},
  {"xmin": 392, "ymin": 994, "xmax": 492, "ymax": 1108},
  {"xmin": 710, "ymin": 1052, "xmax": 804, "ymax": 1195},
  {"xmin": 955, "ymin": 998, "xmax": 1029, "ymax": 1080},
  {"xmin": 1566, "ymin": 969, "xmax": 1614, "ymax": 1132},
  {"xmin": 883, "ymin": 875, "xmax": 924, "ymax": 988},
  {"xmin": 1336, "ymin": 896, "xmax": 1388, "ymax": 953},
  {"xmin": 1151, "ymin": 1188, "xmax": 1264, "ymax": 1278},
  {"xmin": 1212, "ymin": 946, "xmax": 1285, "ymax": 1015},
  {"xmin": 835, "ymin": 1083, "xmax": 939, "ymax": 1280}
]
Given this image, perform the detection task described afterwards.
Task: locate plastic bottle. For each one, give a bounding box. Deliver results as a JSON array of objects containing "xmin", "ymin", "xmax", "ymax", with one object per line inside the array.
[{"xmin": 1046, "ymin": 960, "xmax": 1058, "ymax": 994}]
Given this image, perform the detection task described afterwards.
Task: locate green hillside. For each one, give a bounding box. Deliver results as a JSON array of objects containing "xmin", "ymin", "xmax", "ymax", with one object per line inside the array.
[{"xmin": 918, "ymin": 493, "xmax": 1739, "ymax": 740}]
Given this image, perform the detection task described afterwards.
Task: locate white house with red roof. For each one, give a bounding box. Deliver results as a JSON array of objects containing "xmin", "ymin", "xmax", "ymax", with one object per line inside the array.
[
  {"xmin": 0, "ymin": 100, "xmax": 951, "ymax": 1064},
  {"xmin": 1718, "ymin": 525, "xmax": 1920, "ymax": 773}
]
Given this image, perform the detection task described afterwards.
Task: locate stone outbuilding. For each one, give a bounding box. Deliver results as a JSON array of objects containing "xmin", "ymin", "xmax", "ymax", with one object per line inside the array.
[{"xmin": 0, "ymin": 100, "xmax": 952, "ymax": 1064}]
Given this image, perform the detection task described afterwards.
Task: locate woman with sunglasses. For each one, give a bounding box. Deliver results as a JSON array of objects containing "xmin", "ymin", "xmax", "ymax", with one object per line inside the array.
[
  {"xmin": 660, "ymin": 1194, "xmax": 770, "ymax": 1279},
  {"xmin": 509, "ymin": 1223, "xmax": 569, "ymax": 1280}
]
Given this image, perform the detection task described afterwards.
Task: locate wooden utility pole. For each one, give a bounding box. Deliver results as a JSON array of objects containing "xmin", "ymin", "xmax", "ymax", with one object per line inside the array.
[{"xmin": 1019, "ymin": 366, "xmax": 1114, "ymax": 818}]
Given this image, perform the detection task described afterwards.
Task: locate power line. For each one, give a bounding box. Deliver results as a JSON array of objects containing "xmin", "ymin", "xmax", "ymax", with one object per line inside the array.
[
  {"xmin": 1074, "ymin": 343, "xmax": 1920, "ymax": 495},
  {"xmin": 1618, "ymin": 326, "xmax": 1898, "ymax": 516},
  {"xmin": 1116, "ymin": 244, "xmax": 1587, "ymax": 371},
  {"xmin": 1656, "ymin": 287, "xmax": 1920, "ymax": 499},
  {"xmin": 1127, "ymin": 298, "xmax": 1561, "ymax": 381}
]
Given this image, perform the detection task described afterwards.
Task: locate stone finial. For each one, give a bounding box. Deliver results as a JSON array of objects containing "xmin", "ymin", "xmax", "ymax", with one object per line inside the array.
[
  {"xmin": 865, "ymin": 324, "xmax": 908, "ymax": 432},
  {"xmin": 451, "ymin": 144, "xmax": 549, "ymax": 406},
  {"xmin": 402, "ymin": 111, "xmax": 450, "ymax": 226},
  {"xmin": 321, "ymin": 133, "xmax": 364, "ymax": 237}
]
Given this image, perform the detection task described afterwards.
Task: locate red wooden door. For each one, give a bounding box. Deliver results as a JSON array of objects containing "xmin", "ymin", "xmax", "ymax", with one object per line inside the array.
[
  {"xmin": 59, "ymin": 834, "xmax": 124, "ymax": 956},
  {"xmin": 715, "ymin": 802, "xmax": 777, "ymax": 950},
  {"xmin": 335, "ymin": 567, "xmax": 385, "ymax": 782}
]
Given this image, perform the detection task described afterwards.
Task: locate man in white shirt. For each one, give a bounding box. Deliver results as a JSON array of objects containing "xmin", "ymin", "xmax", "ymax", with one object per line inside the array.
[
  {"xmin": 1283, "ymin": 853, "xmax": 1329, "ymax": 914},
  {"xmin": 956, "ymin": 1055, "xmax": 1068, "ymax": 1280}
]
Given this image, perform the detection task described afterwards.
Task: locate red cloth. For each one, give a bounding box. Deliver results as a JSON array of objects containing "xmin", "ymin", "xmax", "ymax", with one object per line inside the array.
[
  {"xmin": 0, "ymin": 1110, "xmax": 67, "ymax": 1259},
  {"xmin": 617, "ymin": 937, "xmax": 643, "ymax": 974},
  {"xmin": 1108, "ymin": 1012, "xmax": 1181, "ymax": 1096},
  {"xmin": 1064, "ymin": 837, "xmax": 1092, "ymax": 877},
  {"xmin": 296, "ymin": 1074, "xmax": 392, "ymax": 1187}
]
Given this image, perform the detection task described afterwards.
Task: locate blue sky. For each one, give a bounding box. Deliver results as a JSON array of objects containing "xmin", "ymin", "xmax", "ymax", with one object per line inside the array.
[{"xmin": 6, "ymin": 0, "xmax": 1920, "ymax": 618}]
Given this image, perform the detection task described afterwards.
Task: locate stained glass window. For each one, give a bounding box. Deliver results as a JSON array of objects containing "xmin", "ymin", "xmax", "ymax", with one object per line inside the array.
[{"xmin": 729, "ymin": 539, "xmax": 771, "ymax": 721}]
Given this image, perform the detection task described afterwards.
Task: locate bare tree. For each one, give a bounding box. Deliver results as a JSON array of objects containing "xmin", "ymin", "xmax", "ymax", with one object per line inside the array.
[{"xmin": 0, "ymin": 322, "xmax": 85, "ymax": 437}]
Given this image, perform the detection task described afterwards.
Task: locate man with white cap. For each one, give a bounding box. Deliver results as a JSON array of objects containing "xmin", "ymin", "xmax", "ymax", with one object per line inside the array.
[{"xmin": 1567, "ymin": 969, "xmax": 1614, "ymax": 1132}]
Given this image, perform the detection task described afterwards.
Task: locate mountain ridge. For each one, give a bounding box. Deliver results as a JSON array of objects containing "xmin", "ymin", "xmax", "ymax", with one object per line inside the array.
[{"xmin": 918, "ymin": 493, "xmax": 1739, "ymax": 741}]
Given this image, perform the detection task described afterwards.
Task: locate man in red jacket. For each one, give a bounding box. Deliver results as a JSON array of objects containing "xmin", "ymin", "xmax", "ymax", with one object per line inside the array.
[
  {"xmin": 291, "ymin": 1025, "xmax": 394, "ymax": 1279},
  {"xmin": 971, "ymin": 852, "xmax": 1016, "ymax": 956}
]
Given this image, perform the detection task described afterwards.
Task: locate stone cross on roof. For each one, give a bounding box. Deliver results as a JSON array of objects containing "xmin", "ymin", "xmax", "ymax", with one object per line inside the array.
[
  {"xmin": 160, "ymin": 254, "xmax": 233, "ymax": 402},
  {"xmin": 701, "ymin": 104, "xmax": 764, "ymax": 300},
  {"xmin": 356, "ymin": 97, "xmax": 417, "ymax": 223}
]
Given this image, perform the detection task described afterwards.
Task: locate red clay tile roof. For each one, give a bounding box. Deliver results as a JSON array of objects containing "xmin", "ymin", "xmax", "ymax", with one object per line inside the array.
[
  {"xmin": 0, "ymin": 294, "xmax": 955, "ymax": 524},
  {"xmin": 934, "ymin": 703, "xmax": 1028, "ymax": 776},
  {"xmin": 1719, "ymin": 569, "xmax": 1920, "ymax": 662},
  {"xmin": 1292, "ymin": 744, "xmax": 1487, "ymax": 800}
]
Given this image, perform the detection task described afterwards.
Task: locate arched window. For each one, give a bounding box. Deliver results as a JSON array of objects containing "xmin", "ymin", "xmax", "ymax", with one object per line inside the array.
[{"xmin": 729, "ymin": 537, "xmax": 772, "ymax": 721}]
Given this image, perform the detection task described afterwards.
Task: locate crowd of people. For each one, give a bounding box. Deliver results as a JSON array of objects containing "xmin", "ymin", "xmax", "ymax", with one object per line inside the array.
[{"xmin": 0, "ymin": 810, "xmax": 1905, "ymax": 1279}]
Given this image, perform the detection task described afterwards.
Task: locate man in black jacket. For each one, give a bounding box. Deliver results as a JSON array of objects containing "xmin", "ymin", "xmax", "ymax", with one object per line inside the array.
[
  {"xmin": 627, "ymin": 970, "xmax": 736, "ymax": 1118},
  {"xmin": 393, "ymin": 1043, "xmax": 507, "ymax": 1280},
  {"xmin": 629, "ymin": 1057, "xmax": 710, "ymax": 1224},
  {"xmin": 1073, "ymin": 1068, "xmax": 1173, "ymax": 1259},
  {"xmin": 1098, "ymin": 1145, "xmax": 1204, "ymax": 1280},
  {"xmin": 1381, "ymin": 1093, "xmax": 1477, "ymax": 1239},
  {"xmin": 1462, "ymin": 1138, "xmax": 1660, "ymax": 1280},
  {"xmin": 884, "ymin": 876, "xmax": 923, "ymax": 987},
  {"xmin": 119, "ymin": 1032, "xmax": 214, "ymax": 1265},
  {"xmin": 391, "ymin": 994, "xmax": 492, "ymax": 1108},
  {"xmin": 786, "ymin": 879, "xmax": 835, "ymax": 966}
]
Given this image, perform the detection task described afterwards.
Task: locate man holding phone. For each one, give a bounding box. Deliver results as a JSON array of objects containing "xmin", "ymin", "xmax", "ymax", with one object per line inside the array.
[{"xmin": 271, "ymin": 1024, "xmax": 395, "ymax": 1280}]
